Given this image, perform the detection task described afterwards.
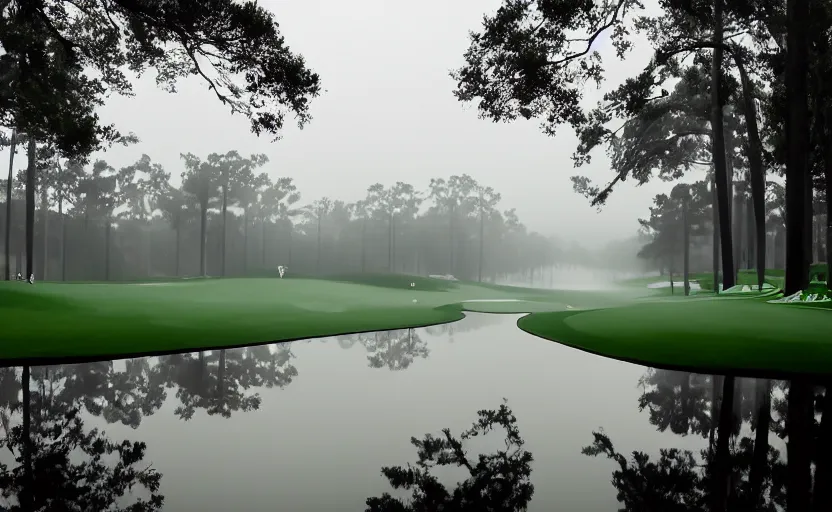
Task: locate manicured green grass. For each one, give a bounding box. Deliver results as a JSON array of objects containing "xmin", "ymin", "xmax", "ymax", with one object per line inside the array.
[
  {"xmin": 0, "ymin": 275, "xmax": 641, "ymax": 363},
  {"xmin": 3, "ymin": 273, "xmax": 830, "ymax": 377},
  {"xmin": 518, "ymin": 294, "xmax": 832, "ymax": 377}
]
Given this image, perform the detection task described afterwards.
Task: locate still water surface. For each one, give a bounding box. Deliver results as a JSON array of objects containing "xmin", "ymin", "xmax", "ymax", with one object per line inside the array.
[{"xmin": 0, "ymin": 313, "xmax": 826, "ymax": 511}]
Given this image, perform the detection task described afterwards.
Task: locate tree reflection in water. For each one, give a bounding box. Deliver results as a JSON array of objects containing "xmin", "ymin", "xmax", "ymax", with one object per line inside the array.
[
  {"xmin": 0, "ymin": 366, "xmax": 164, "ymax": 511},
  {"xmin": 365, "ymin": 400, "xmax": 534, "ymax": 511},
  {"xmin": 336, "ymin": 329, "xmax": 430, "ymax": 371},
  {"xmin": 157, "ymin": 344, "xmax": 297, "ymax": 420},
  {"xmin": 588, "ymin": 368, "xmax": 829, "ymax": 512}
]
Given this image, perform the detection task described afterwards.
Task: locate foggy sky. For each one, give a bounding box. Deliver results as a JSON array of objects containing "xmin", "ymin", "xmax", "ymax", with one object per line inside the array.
[{"xmin": 2, "ymin": 0, "xmax": 694, "ymax": 248}]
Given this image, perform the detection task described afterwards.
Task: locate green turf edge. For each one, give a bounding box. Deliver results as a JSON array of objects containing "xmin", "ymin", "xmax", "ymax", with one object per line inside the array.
[{"xmin": 516, "ymin": 297, "xmax": 832, "ymax": 378}]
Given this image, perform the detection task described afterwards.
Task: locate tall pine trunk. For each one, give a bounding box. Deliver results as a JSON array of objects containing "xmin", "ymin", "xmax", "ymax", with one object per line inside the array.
[
  {"xmin": 316, "ymin": 215, "xmax": 322, "ymax": 274},
  {"xmin": 713, "ymin": 176, "xmax": 721, "ymax": 292},
  {"xmin": 733, "ymin": 188, "xmax": 743, "ymax": 277},
  {"xmin": 221, "ymin": 184, "xmax": 228, "ymax": 277},
  {"xmin": 734, "ymin": 55, "xmax": 767, "ymax": 289},
  {"xmin": 787, "ymin": 379, "xmax": 814, "ymax": 512},
  {"xmin": 200, "ymin": 204, "xmax": 208, "ymax": 277},
  {"xmin": 243, "ymin": 210, "xmax": 249, "ymax": 274},
  {"xmin": 746, "ymin": 191, "xmax": 755, "ymax": 271},
  {"xmin": 683, "ymin": 197, "xmax": 690, "ymax": 296},
  {"xmin": 712, "ymin": 375, "xmax": 736, "ymax": 512},
  {"xmin": 60, "ymin": 200, "xmax": 66, "ymax": 281},
  {"xmin": 25, "ymin": 137, "xmax": 35, "ymax": 281},
  {"xmin": 21, "ymin": 364, "xmax": 32, "ymax": 510},
  {"xmin": 40, "ymin": 170, "xmax": 48, "ymax": 281},
  {"xmin": 784, "ymin": 0, "xmax": 810, "ymax": 295},
  {"xmin": 261, "ymin": 219, "xmax": 267, "ymax": 268},
  {"xmin": 388, "ymin": 213, "xmax": 393, "ymax": 272},
  {"xmin": 104, "ymin": 221, "xmax": 111, "ymax": 281},
  {"xmin": 478, "ymin": 208, "xmax": 484, "ymax": 283},
  {"xmin": 4, "ymin": 129, "xmax": 16, "ymax": 281},
  {"xmin": 813, "ymin": 385, "xmax": 832, "ymax": 512},
  {"xmin": 175, "ymin": 219, "xmax": 181, "ymax": 277},
  {"xmin": 827, "ymin": 162, "xmax": 832, "ymax": 288},
  {"xmin": 449, "ymin": 205, "xmax": 455, "ymax": 275},
  {"xmin": 361, "ymin": 218, "xmax": 367, "ymax": 273},
  {"xmin": 711, "ymin": 4, "xmax": 736, "ymax": 289},
  {"xmin": 748, "ymin": 379, "xmax": 771, "ymax": 509}
]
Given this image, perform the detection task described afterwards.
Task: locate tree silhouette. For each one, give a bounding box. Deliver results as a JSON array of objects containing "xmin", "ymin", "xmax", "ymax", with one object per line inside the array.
[
  {"xmin": 0, "ymin": 367, "xmax": 164, "ymax": 510},
  {"xmin": 57, "ymin": 360, "xmax": 168, "ymax": 430},
  {"xmin": 366, "ymin": 400, "xmax": 534, "ymax": 511},
  {"xmin": 637, "ymin": 370, "xmax": 714, "ymax": 439},
  {"xmin": 2, "ymin": 0, "xmax": 321, "ymax": 155},
  {"xmin": 589, "ymin": 372, "xmax": 831, "ymax": 512}
]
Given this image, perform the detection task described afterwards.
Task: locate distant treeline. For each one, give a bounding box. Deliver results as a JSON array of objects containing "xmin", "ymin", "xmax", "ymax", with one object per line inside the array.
[{"xmin": 1, "ymin": 150, "xmax": 643, "ymax": 282}]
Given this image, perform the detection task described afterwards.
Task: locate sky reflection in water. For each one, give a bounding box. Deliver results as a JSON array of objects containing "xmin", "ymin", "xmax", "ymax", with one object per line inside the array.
[{"xmin": 0, "ymin": 313, "xmax": 825, "ymax": 511}]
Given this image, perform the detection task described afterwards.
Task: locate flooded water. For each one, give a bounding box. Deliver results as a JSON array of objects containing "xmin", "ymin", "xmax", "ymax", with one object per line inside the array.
[{"xmin": 0, "ymin": 313, "xmax": 827, "ymax": 511}]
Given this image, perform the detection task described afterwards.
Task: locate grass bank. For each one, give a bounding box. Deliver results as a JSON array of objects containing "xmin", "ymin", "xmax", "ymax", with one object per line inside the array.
[{"xmin": 0, "ymin": 274, "xmax": 640, "ymax": 363}]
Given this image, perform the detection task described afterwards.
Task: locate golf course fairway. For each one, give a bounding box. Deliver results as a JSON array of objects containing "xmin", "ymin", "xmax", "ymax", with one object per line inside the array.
[{"xmin": 1, "ymin": 274, "xmax": 830, "ymax": 377}]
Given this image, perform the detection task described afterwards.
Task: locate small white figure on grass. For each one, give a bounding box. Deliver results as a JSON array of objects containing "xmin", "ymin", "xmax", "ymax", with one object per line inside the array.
[
  {"xmin": 412, "ymin": 299, "xmax": 418, "ymax": 303},
  {"xmin": 28, "ymin": 273, "xmax": 34, "ymax": 284},
  {"xmin": 410, "ymin": 282, "xmax": 415, "ymax": 288},
  {"xmin": 16, "ymin": 272, "xmax": 22, "ymax": 281},
  {"xmin": 277, "ymin": 265, "xmax": 287, "ymax": 279}
]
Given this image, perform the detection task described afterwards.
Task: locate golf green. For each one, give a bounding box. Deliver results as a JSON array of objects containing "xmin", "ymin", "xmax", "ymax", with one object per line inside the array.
[
  {"xmin": 2, "ymin": 275, "xmax": 830, "ymax": 377},
  {"xmin": 0, "ymin": 276, "xmax": 639, "ymax": 362},
  {"xmin": 518, "ymin": 294, "xmax": 832, "ymax": 377}
]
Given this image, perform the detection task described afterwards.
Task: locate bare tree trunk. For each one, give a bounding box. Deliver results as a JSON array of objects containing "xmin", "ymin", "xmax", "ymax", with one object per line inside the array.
[
  {"xmin": 25, "ymin": 137, "xmax": 35, "ymax": 281},
  {"xmin": 712, "ymin": 4, "xmax": 736, "ymax": 289},
  {"xmin": 4, "ymin": 129, "xmax": 16, "ymax": 281}
]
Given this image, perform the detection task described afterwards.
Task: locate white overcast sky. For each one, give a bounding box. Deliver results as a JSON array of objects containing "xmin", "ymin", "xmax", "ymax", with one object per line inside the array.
[{"xmin": 4, "ymin": 0, "xmax": 693, "ymax": 248}]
